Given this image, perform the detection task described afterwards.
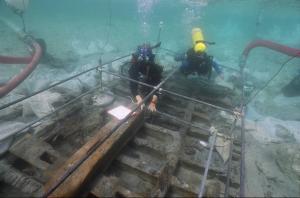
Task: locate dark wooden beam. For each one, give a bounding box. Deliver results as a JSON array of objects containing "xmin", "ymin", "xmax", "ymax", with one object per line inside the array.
[{"xmin": 44, "ymin": 110, "xmax": 144, "ymax": 197}]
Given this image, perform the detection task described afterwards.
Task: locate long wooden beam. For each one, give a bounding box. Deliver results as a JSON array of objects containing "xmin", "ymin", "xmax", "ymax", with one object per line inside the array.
[{"xmin": 44, "ymin": 110, "xmax": 144, "ymax": 197}]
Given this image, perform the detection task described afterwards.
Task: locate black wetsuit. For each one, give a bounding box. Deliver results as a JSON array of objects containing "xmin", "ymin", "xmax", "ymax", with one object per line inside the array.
[
  {"xmin": 129, "ymin": 59, "xmax": 163, "ymax": 98},
  {"xmin": 180, "ymin": 48, "xmax": 221, "ymax": 79}
]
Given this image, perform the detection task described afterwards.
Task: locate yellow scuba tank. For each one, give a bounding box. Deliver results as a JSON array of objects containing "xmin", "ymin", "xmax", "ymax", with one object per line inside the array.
[{"xmin": 192, "ymin": 27, "xmax": 206, "ymax": 53}]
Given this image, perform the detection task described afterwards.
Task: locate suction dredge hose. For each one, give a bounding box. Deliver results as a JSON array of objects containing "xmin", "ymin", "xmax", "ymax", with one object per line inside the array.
[
  {"xmin": 240, "ymin": 39, "xmax": 300, "ymax": 68},
  {"xmin": 0, "ymin": 38, "xmax": 42, "ymax": 98},
  {"xmin": 238, "ymin": 39, "xmax": 300, "ymax": 197}
]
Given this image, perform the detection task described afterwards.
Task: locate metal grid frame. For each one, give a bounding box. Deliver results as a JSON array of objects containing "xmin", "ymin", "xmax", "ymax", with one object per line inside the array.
[{"xmin": 0, "ymin": 54, "xmax": 245, "ymax": 197}]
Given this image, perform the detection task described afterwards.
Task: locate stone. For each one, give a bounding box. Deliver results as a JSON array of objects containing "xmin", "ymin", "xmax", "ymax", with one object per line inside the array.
[
  {"xmin": 0, "ymin": 121, "xmax": 27, "ymax": 156},
  {"xmin": 275, "ymin": 144, "xmax": 300, "ymax": 181},
  {"xmin": 215, "ymin": 134, "xmax": 231, "ymax": 163},
  {"xmin": 0, "ymin": 93, "xmax": 24, "ymax": 121},
  {"xmin": 92, "ymin": 93, "xmax": 115, "ymax": 107},
  {"xmin": 0, "ymin": 121, "xmax": 27, "ymax": 140},
  {"xmin": 22, "ymin": 91, "xmax": 62, "ymax": 118},
  {"xmin": 281, "ymin": 74, "xmax": 300, "ymax": 97},
  {"xmin": 275, "ymin": 124, "xmax": 295, "ymax": 142}
]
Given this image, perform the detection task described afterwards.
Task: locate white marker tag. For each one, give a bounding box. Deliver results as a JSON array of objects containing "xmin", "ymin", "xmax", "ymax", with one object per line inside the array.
[{"xmin": 108, "ymin": 105, "xmax": 132, "ymax": 120}]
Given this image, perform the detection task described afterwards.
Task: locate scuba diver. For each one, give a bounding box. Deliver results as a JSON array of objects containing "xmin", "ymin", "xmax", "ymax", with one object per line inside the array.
[
  {"xmin": 175, "ymin": 28, "xmax": 223, "ymax": 80},
  {"xmin": 129, "ymin": 43, "xmax": 163, "ymax": 112}
]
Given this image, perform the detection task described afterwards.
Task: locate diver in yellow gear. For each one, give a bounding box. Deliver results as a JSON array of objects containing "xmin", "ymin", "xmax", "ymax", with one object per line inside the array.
[{"xmin": 175, "ymin": 28, "xmax": 223, "ymax": 79}]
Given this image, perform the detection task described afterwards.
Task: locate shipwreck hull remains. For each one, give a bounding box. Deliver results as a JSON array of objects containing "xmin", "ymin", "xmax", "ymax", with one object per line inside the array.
[{"xmin": 0, "ymin": 59, "xmax": 242, "ymax": 197}]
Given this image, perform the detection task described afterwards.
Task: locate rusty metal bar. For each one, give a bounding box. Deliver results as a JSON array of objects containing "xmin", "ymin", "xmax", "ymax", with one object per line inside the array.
[
  {"xmin": 9, "ymin": 84, "xmax": 104, "ymax": 141},
  {"xmin": 43, "ymin": 67, "xmax": 179, "ymax": 198},
  {"xmin": 224, "ymin": 118, "xmax": 238, "ymax": 197},
  {"xmin": 156, "ymin": 110, "xmax": 211, "ymax": 133},
  {"xmin": 101, "ymin": 69, "xmax": 236, "ymax": 114},
  {"xmin": 112, "ymin": 92, "xmax": 212, "ymax": 133},
  {"xmin": 0, "ymin": 54, "xmax": 131, "ymax": 111},
  {"xmin": 239, "ymin": 55, "xmax": 246, "ymax": 197},
  {"xmin": 198, "ymin": 127, "xmax": 218, "ymax": 198},
  {"xmin": 161, "ymin": 88, "xmax": 235, "ymax": 114},
  {"xmin": 240, "ymin": 107, "xmax": 246, "ymax": 197}
]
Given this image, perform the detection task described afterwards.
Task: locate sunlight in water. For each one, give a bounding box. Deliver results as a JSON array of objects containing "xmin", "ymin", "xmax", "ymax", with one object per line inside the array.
[{"xmin": 137, "ymin": 0, "xmax": 159, "ymax": 38}]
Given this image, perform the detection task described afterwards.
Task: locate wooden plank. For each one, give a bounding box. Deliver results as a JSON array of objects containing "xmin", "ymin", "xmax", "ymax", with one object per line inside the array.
[
  {"xmin": 44, "ymin": 110, "xmax": 144, "ymax": 197},
  {"xmin": 9, "ymin": 134, "xmax": 61, "ymax": 170},
  {"xmin": 151, "ymin": 102, "xmax": 195, "ymax": 197},
  {"xmin": 0, "ymin": 160, "xmax": 43, "ymax": 195}
]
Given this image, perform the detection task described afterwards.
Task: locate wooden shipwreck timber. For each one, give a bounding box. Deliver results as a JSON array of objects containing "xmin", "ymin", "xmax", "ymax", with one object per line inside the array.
[{"xmin": 0, "ymin": 57, "xmax": 244, "ymax": 197}]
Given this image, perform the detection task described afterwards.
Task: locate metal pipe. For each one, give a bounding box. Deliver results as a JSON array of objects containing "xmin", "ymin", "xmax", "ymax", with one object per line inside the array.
[
  {"xmin": 112, "ymin": 92, "xmax": 211, "ymax": 133},
  {"xmin": 239, "ymin": 106, "xmax": 246, "ymax": 197},
  {"xmin": 161, "ymin": 89, "xmax": 235, "ymax": 114},
  {"xmin": 1, "ymin": 54, "xmax": 235, "ymax": 116},
  {"xmin": 198, "ymin": 127, "xmax": 218, "ymax": 198},
  {"xmin": 236, "ymin": 39, "xmax": 300, "ymax": 197},
  {"xmin": 239, "ymin": 54, "xmax": 246, "ymax": 197},
  {"xmin": 102, "ymin": 69, "xmax": 155, "ymax": 89},
  {"xmin": 242, "ymin": 39, "xmax": 300, "ymax": 59},
  {"xmin": 43, "ymin": 67, "xmax": 179, "ymax": 197},
  {"xmin": 224, "ymin": 119, "xmax": 237, "ymax": 197},
  {"xmin": 0, "ymin": 55, "xmax": 31, "ymax": 64},
  {"xmin": 0, "ymin": 54, "xmax": 131, "ymax": 111},
  {"xmin": 101, "ymin": 69, "xmax": 236, "ymax": 114},
  {"xmin": 0, "ymin": 41, "xmax": 42, "ymax": 98},
  {"xmin": 9, "ymin": 84, "xmax": 103, "ymax": 141},
  {"xmin": 156, "ymin": 110, "xmax": 211, "ymax": 133}
]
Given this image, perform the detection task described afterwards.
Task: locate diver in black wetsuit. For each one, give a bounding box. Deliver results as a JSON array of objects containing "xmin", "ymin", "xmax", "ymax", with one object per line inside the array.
[
  {"xmin": 129, "ymin": 43, "xmax": 163, "ymax": 112},
  {"xmin": 177, "ymin": 47, "xmax": 223, "ymax": 79},
  {"xmin": 175, "ymin": 27, "xmax": 223, "ymax": 80}
]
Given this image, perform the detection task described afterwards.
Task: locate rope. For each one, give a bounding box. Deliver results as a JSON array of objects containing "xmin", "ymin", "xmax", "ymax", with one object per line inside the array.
[
  {"xmin": 246, "ymin": 55, "xmax": 297, "ymax": 105},
  {"xmin": 20, "ymin": 0, "xmax": 26, "ymax": 32}
]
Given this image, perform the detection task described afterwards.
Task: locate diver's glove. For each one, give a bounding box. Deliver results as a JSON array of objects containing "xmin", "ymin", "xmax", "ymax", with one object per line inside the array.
[
  {"xmin": 148, "ymin": 95, "xmax": 158, "ymax": 112},
  {"xmin": 135, "ymin": 95, "xmax": 145, "ymax": 110}
]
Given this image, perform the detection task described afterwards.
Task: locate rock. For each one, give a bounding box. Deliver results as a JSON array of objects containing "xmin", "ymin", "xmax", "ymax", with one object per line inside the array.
[
  {"xmin": 245, "ymin": 117, "xmax": 300, "ymax": 143},
  {"xmin": 253, "ymin": 94, "xmax": 300, "ymax": 121},
  {"xmin": 0, "ymin": 121, "xmax": 27, "ymax": 140},
  {"xmin": 0, "ymin": 121, "xmax": 27, "ymax": 155},
  {"xmin": 0, "ymin": 101, "xmax": 23, "ymax": 121},
  {"xmin": 275, "ymin": 144, "xmax": 300, "ymax": 180},
  {"xmin": 0, "ymin": 137, "xmax": 13, "ymax": 156},
  {"xmin": 55, "ymin": 80, "xmax": 83, "ymax": 97},
  {"xmin": 275, "ymin": 124, "xmax": 295, "ymax": 142},
  {"xmin": 22, "ymin": 91, "xmax": 62, "ymax": 118},
  {"xmin": 92, "ymin": 93, "xmax": 115, "ymax": 107},
  {"xmin": 281, "ymin": 74, "xmax": 300, "ymax": 97},
  {"xmin": 215, "ymin": 134, "xmax": 231, "ymax": 163},
  {"xmin": 215, "ymin": 77, "xmax": 234, "ymax": 90}
]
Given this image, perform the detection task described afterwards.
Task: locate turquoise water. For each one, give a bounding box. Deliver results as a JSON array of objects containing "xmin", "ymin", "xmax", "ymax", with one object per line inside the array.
[
  {"xmin": 1, "ymin": 0, "xmax": 300, "ymax": 60},
  {"xmin": 1, "ymin": 1, "xmax": 300, "ymax": 196},
  {"xmin": 1, "ymin": 0, "xmax": 300, "ymax": 98}
]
